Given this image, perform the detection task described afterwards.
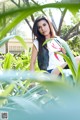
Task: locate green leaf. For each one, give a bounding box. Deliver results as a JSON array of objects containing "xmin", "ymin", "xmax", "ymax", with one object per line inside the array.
[
  {"xmin": 15, "ymin": 36, "xmax": 27, "ymax": 49},
  {"xmin": 0, "ymin": 84, "xmax": 15, "ymax": 106},
  {"xmin": 0, "ymin": 35, "xmax": 15, "ymax": 46},
  {"xmin": 57, "ymin": 52, "xmax": 76, "ymax": 81},
  {"xmin": 54, "ymin": 37, "xmax": 78, "ymax": 71},
  {"xmin": 76, "ymin": 63, "xmax": 80, "ymax": 83},
  {"xmin": 3, "ymin": 53, "xmax": 13, "ymax": 69},
  {"xmin": 0, "ymin": 35, "xmax": 27, "ymax": 49},
  {"xmin": 8, "ymin": 96, "xmax": 42, "ymax": 114},
  {"xmin": 0, "ymin": 3, "xmax": 80, "ymax": 39}
]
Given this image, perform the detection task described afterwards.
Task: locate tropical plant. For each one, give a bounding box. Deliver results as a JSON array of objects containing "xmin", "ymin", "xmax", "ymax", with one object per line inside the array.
[
  {"xmin": 0, "ymin": 1, "xmax": 80, "ymax": 120},
  {"xmin": 68, "ymin": 36, "xmax": 80, "ymax": 55},
  {"xmin": 10, "ymin": 0, "xmax": 80, "ymax": 41},
  {"xmin": 1, "ymin": 51, "xmax": 39, "ymax": 71},
  {"xmin": 0, "ymin": 70, "xmax": 80, "ymax": 120}
]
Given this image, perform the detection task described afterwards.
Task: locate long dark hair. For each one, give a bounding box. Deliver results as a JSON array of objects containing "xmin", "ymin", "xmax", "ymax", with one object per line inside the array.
[{"xmin": 32, "ymin": 16, "xmax": 55, "ymax": 50}]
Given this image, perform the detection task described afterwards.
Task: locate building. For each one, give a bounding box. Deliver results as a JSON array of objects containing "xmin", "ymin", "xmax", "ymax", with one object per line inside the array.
[
  {"xmin": 0, "ymin": 38, "xmax": 32, "ymax": 54},
  {"xmin": 0, "ymin": 20, "xmax": 33, "ymax": 54}
]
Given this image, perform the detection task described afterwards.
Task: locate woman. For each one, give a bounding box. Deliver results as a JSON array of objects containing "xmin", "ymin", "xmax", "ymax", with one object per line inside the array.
[{"xmin": 30, "ymin": 16, "xmax": 80, "ymax": 76}]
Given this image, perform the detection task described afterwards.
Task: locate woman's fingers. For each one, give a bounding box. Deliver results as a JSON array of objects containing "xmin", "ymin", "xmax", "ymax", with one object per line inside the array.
[{"xmin": 61, "ymin": 47, "xmax": 66, "ymax": 54}]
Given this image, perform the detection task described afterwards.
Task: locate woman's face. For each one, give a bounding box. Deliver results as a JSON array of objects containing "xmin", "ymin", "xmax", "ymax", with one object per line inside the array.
[{"xmin": 37, "ymin": 20, "xmax": 50, "ymax": 39}]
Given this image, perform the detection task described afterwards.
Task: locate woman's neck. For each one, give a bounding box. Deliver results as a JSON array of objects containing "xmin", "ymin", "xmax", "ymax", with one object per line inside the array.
[{"xmin": 45, "ymin": 34, "xmax": 51, "ymax": 39}]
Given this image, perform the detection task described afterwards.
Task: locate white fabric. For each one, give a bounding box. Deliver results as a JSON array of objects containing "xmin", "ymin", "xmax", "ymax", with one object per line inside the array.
[
  {"xmin": 33, "ymin": 37, "xmax": 65, "ymax": 70},
  {"xmin": 33, "ymin": 39, "xmax": 39, "ymax": 51}
]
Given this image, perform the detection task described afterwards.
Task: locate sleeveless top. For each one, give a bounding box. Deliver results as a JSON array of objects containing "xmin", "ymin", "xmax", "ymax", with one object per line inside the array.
[
  {"xmin": 38, "ymin": 46, "xmax": 49, "ymax": 70},
  {"xmin": 33, "ymin": 37, "xmax": 65, "ymax": 70}
]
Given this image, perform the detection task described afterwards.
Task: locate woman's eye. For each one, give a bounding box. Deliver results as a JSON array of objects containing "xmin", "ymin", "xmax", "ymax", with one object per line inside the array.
[
  {"xmin": 38, "ymin": 26, "xmax": 41, "ymax": 29},
  {"xmin": 43, "ymin": 23, "xmax": 46, "ymax": 26},
  {"xmin": 38, "ymin": 23, "xmax": 46, "ymax": 30}
]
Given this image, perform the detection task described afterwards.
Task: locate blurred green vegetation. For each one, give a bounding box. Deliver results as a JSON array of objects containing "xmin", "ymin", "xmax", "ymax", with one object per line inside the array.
[{"xmin": 0, "ymin": 1, "xmax": 80, "ymax": 120}]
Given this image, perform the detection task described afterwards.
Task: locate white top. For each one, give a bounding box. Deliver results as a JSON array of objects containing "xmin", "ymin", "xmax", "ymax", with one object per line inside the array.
[{"xmin": 33, "ymin": 37, "xmax": 65, "ymax": 70}]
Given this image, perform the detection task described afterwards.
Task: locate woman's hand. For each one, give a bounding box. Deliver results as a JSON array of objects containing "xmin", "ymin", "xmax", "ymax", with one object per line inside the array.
[{"xmin": 60, "ymin": 47, "xmax": 66, "ymax": 54}]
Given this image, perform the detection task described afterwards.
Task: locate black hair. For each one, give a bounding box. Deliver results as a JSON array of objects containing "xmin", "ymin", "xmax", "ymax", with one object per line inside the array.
[{"xmin": 32, "ymin": 16, "xmax": 55, "ymax": 51}]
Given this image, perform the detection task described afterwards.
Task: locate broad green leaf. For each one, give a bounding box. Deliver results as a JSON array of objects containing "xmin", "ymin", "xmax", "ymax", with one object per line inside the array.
[
  {"xmin": 57, "ymin": 52, "xmax": 76, "ymax": 81},
  {"xmin": 0, "ymin": 3, "xmax": 80, "ymax": 39},
  {"xmin": 15, "ymin": 36, "xmax": 27, "ymax": 49},
  {"xmin": 0, "ymin": 35, "xmax": 27, "ymax": 49},
  {"xmin": 0, "ymin": 84, "xmax": 15, "ymax": 106},
  {"xmin": 76, "ymin": 63, "xmax": 80, "ymax": 83},
  {"xmin": 3, "ymin": 53, "xmax": 13, "ymax": 69},
  {"xmin": 54, "ymin": 37, "xmax": 78, "ymax": 71},
  {"xmin": 8, "ymin": 96, "xmax": 43, "ymax": 114},
  {"xmin": 0, "ymin": 35, "xmax": 15, "ymax": 47}
]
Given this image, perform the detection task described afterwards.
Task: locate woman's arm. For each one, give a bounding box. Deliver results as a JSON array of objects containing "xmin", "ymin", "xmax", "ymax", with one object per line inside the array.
[
  {"xmin": 30, "ymin": 44, "xmax": 38, "ymax": 71},
  {"xmin": 51, "ymin": 62, "xmax": 67, "ymax": 76},
  {"xmin": 60, "ymin": 47, "xmax": 66, "ymax": 54},
  {"xmin": 75, "ymin": 55, "xmax": 80, "ymax": 64},
  {"xmin": 51, "ymin": 56, "xmax": 80, "ymax": 77}
]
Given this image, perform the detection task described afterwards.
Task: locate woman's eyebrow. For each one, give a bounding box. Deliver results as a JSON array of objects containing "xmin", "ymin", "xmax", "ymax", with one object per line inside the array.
[{"xmin": 37, "ymin": 25, "xmax": 41, "ymax": 28}]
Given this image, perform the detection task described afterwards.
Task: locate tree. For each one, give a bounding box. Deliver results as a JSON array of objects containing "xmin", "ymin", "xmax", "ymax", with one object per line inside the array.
[
  {"xmin": 10, "ymin": 0, "xmax": 80, "ymax": 42},
  {"xmin": 0, "ymin": 0, "xmax": 80, "ymax": 43}
]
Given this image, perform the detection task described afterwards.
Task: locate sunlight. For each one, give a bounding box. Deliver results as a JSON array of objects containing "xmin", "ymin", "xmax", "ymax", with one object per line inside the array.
[{"xmin": 0, "ymin": 0, "xmax": 8, "ymax": 2}]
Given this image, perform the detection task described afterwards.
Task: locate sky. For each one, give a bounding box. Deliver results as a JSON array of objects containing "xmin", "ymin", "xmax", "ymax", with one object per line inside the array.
[
  {"xmin": 19, "ymin": 0, "xmax": 72, "ymax": 39},
  {"xmin": 35, "ymin": 0, "xmax": 72, "ymax": 27},
  {"xmin": 0, "ymin": 0, "xmax": 8, "ymax": 2},
  {"xmin": 11, "ymin": 0, "xmax": 73, "ymax": 39}
]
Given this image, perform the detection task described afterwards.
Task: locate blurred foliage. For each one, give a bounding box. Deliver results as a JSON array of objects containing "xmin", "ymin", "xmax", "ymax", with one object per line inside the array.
[
  {"xmin": 68, "ymin": 36, "xmax": 80, "ymax": 55},
  {"xmin": 0, "ymin": 1, "xmax": 80, "ymax": 120}
]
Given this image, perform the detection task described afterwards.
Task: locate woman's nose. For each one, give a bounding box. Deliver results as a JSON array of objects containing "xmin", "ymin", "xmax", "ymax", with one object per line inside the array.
[{"xmin": 41, "ymin": 27, "xmax": 45, "ymax": 31}]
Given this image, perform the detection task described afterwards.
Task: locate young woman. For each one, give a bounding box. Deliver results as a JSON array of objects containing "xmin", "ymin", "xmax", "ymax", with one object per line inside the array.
[{"xmin": 30, "ymin": 16, "xmax": 80, "ymax": 76}]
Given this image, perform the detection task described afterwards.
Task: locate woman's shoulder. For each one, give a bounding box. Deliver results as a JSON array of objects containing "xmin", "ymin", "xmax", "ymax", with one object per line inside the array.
[
  {"xmin": 54, "ymin": 36, "xmax": 62, "ymax": 40},
  {"xmin": 33, "ymin": 39, "xmax": 38, "ymax": 43},
  {"xmin": 33, "ymin": 39, "xmax": 39, "ymax": 51},
  {"xmin": 33, "ymin": 39, "xmax": 38, "ymax": 45}
]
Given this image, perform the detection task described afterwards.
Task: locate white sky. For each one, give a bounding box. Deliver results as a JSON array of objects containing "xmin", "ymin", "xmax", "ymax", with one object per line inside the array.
[
  {"xmin": 15, "ymin": 0, "xmax": 73, "ymax": 39},
  {"xmin": 24, "ymin": 1, "xmax": 72, "ymax": 39},
  {"xmin": 36, "ymin": 0, "xmax": 72, "ymax": 26},
  {"xmin": 0, "ymin": 0, "xmax": 8, "ymax": 2}
]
